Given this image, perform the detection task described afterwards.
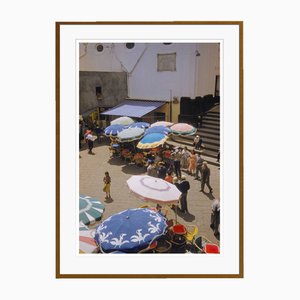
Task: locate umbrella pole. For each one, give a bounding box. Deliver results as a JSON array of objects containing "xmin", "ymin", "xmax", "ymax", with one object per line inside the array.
[{"xmin": 175, "ymin": 205, "xmax": 178, "ymax": 223}]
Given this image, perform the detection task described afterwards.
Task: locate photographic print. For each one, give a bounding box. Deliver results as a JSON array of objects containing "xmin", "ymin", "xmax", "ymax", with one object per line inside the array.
[{"xmin": 56, "ymin": 22, "xmax": 243, "ymax": 278}]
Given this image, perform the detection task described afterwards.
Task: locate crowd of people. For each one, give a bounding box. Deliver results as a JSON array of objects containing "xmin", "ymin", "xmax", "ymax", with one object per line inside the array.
[{"xmin": 79, "ymin": 118, "xmax": 220, "ymax": 240}]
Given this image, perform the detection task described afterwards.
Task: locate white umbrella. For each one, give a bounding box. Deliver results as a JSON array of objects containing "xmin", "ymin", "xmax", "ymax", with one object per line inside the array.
[
  {"xmin": 111, "ymin": 116, "xmax": 135, "ymax": 126},
  {"xmin": 127, "ymin": 175, "xmax": 181, "ymax": 205},
  {"xmin": 117, "ymin": 127, "xmax": 144, "ymax": 142}
]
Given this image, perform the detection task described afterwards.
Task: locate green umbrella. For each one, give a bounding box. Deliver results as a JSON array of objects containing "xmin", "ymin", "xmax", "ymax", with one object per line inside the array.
[{"xmin": 79, "ymin": 195, "xmax": 105, "ymax": 226}]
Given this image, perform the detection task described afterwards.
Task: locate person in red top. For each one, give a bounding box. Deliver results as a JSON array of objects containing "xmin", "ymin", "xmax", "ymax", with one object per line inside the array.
[{"xmin": 164, "ymin": 171, "xmax": 173, "ymax": 183}]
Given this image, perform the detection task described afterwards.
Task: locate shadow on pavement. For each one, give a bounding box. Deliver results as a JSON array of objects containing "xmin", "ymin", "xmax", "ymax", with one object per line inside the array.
[
  {"xmin": 121, "ymin": 164, "xmax": 146, "ymax": 175},
  {"xmin": 107, "ymin": 158, "xmax": 126, "ymax": 166},
  {"xmin": 104, "ymin": 197, "xmax": 114, "ymax": 203},
  {"xmin": 177, "ymin": 211, "xmax": 195, "ymax": 222},
  {"xmin": 203, "ymin": 191, "xmax": 215, "ymax": 200}
]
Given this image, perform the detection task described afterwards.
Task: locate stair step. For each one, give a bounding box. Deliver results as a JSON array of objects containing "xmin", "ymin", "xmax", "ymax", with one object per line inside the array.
[
  {"xmin": 165, "ymin": 141, "xmax": 220, "ymax": 166},
  {"xmin": 201, "ymin": 124, "xmax": 220, "ymax": 130},
  {"xmin": 202, "ymin": 119, "xmax": 220, "ymax": 125},
  {"xmin": 170, "ymin": 136, "xmax": 219, "ymax": 152},
  {"xmin": 172, "ymin": 133, "xmax": 220, "ymax": 145},
  {"xmin": 198, "ymin": 128, "xmax": 220, "ymax": 135}
]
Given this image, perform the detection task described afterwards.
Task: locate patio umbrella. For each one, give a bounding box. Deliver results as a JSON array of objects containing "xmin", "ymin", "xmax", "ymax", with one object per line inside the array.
[
  {"xmin": 104, "ymin": 124, "xmax": 126, "ymax": 137},
  {"xmin": 145, "ymin": 125, "xmax": 171, "ymax": 136},
  {"xmin": 117, "ymin": 127, "xmax": 145, "ymax": 143},
  {"xmin": 94, "ymin": 208, "xmax": 168, "ymax": 253},
  {"xmin": 170, "ymin": 123, "xmax": 197, "ymax": 135},
  {"xmin": 79, "ymin": 224, "xmax": 98, "ymax": 254},
  {"xmin": 150, "ymin": 121, "xmax": 173, "ymax": 127},
  {"xmin": 111, "ymin": 116, "xmax": 134, "ymax": 126},
  {"xmin": 79, "ymin": 194, "xmax": 105, "ymax": 226},
  {"xmin": 129, "ymin": 122, "xmax": 150, "ymax": 129},
  {"xmin": 137, "ymin": 133, "xmax": 168, "ymax": 149},
  {"xmin": 127, "ymin": 175, "xmax": 181, "ymax": 205}
]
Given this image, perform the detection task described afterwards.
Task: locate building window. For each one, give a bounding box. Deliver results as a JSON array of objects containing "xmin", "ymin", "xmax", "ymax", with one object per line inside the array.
[
  {"xmin": 215, "ymin": 75, "xmax": 220, "ymax": 97},
  {"xmin": 157, "ymin": 53, "xmax": 176, "ymax": 72},
  {"xmin": 125, "ymin": 43, "xmax": 135, "ymax": 49},
  {"xmin": 96, "ymin": 44, "xmax": 104, "ymax": 52},
  {"xmin": 96, "ymin": 86, "xmax": 102, "ymax": 100}
]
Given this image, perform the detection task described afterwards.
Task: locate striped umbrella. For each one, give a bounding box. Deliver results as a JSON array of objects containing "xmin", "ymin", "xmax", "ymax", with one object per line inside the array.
[
  {"xmin": 170, "ymin": 123, "xmax": 197, "ymax": 135},
  {"xmin": 79, "ymin": 195, "xmax": 105, "ymax": 226},
  {"xmin": 137, "ymin": 133, "xmax": 168, "ymax": 149},
  {"xmin": 150, "ymin": 121, "xmax": 173, "ymax": 127},
  {"xmin": 129, "ymin": 122, "xmax": 150, "ymax": 129},
  {"xmin": 104, "ymin": 124, "xmax": 126, "ymax": 137},
  {"xmin": 117, "ymin": 127, "xmax": 145, "ymax": 143},
  {"xmin": 79, "ymin": 223, "xmax": 99, "ymax": 254},
  {"xmin": 145, "ymin": 125, "xmax": 171, "ymax": 135},
  {"xmin": 111, "ymin": 116, "xmax": 135, "ymax": 126}
]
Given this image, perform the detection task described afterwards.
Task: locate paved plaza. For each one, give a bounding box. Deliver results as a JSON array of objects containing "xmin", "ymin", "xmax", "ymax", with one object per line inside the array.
[{"xmin": 80, "ymin": 139, "xmax": 220, "ymax": 246}]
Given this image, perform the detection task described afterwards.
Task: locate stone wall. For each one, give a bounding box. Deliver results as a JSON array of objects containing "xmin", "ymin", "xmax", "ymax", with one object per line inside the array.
[{"xmin": 79, "ymin": 71, "xmax": 128, "ymax": 114}]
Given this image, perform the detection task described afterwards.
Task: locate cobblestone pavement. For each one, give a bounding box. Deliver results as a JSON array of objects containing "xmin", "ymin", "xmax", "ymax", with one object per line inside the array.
[{"xmin": 79, "ymin": 140, "xmax": 220, "ymax": 245}]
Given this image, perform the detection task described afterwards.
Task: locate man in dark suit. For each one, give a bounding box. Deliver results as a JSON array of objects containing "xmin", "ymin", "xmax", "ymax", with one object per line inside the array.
[{"xmin": 178, "ymin": 175, "xmax": 190, "ymax": 213}]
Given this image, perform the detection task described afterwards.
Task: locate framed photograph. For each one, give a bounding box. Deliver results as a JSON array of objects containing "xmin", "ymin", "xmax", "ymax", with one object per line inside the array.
[{"xmin": 56, "ymin": 21, "xmax": 243, "ymax": 278}]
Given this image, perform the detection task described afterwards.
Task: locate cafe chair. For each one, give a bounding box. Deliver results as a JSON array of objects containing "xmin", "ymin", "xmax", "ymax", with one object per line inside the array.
[
  {"xmin": 192, "ymin": 235, "xmax": 220, "ymax": 254},
  {"xmin": 185, "ymin": 225, "xmax": 199, "ymax": 243},
  {"xmin": 155, "ymin": 239, "xmax": 172, "ymax": 253},
  {"xmin": 138, "ymin": 241, "xmax": 158, "ymax": 253}
]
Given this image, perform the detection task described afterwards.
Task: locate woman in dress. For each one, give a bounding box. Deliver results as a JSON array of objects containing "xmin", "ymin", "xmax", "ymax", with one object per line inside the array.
[
  {"xmin": 103, "ymin": 171, "xmax": 111, "ymax": 199},
  {"xmin": 188, "ymin": 149, "xmax": 197, "ymax": 175},
  {"xmin": 180, "ymin": 146, "xmax": 190, "ymax": 170}
]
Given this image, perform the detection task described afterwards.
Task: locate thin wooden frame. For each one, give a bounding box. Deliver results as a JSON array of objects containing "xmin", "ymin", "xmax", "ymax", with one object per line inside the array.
[{"xmin": 56, "ymin": 21, "xmax": 243, "ymax": 278}]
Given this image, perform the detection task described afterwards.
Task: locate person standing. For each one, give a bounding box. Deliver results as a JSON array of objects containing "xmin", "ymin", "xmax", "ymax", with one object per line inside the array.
[
  {"xmin": 210, "ymin": 198, "xmax": 220, "ymax": 240},
  {"xmin": 200, "ymin": 161, "xmax": 213, "ymax": 193},
  {"xmin": 178, "ymin": 175, "xmax": 190, "ymax": 213},
  {"xmin": 193, "ymin": 135, "xmax": 200, "ymax": 149},
  {"xmin": 157, "ymin": 162, "xmax": 167, "ymax": 179},
  {"xmin": 173, "ymin": 149, "xmax": 182, "ymax": 179},
  {"xmin": 103, "ymin": 171, "xmax": 111, "ymax": 199},
  {"xmin": 147, "ymin": 160, "xmax": 157, "ymax": 177},
  {"xmin": 180, "ymin": 146, "xmax": 190, "ymax": 170},
  {"xmin": 188, "ymin": 149, "xmax": 197, "ymax": 176}
]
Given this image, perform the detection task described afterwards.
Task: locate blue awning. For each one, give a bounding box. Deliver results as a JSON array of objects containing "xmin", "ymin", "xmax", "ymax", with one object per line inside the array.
[{"xmin": 100, "ymin": 100, "xmax": 166, "ymax": 118}]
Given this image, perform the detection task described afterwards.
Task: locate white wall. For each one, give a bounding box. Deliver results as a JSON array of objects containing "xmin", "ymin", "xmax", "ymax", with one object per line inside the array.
[
  {"xmin": 195, "ymin": 43, "xmax": 220, "ymax": 96},
  {"xmin": 79, "ymin": 42, "xmax": 219, "ymax": 100}
]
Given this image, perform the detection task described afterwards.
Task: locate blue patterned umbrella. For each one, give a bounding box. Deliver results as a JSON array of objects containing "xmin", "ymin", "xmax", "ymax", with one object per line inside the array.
[
  {"xmin": 129, "ymin": 122, "xmax": 150, "ymax": 129},
  {"xmin": 95, "ymin": 208, "xmax": 167, "ymax": 253},
  {"xmin": 137, "ymin": 133, "xmax": 168, "ymax": 149},
  {"xmin": 145, "ymin": 125, "xmax": 171, "ymax": 135},
  {"xmin": 79, "ymin": 195, "xmax": 105, "ymax": 226},
  {"xmin": 104, "ymin": 124, "xmax": 126, "ymax": 137}
]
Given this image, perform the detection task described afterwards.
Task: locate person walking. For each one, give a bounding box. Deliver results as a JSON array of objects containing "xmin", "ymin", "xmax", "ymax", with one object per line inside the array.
[
  {"xmin": 178, "ymin": 175, "xmax": 190, "ymax": 213},
  {"xmin": 188, "ymin": 149, "xmax": 197, "ymax": 176},
  {"xmin": 210, "ymin": 198, "xmax": 220, "ymax": 240},
  {"xmin": 103, "ymin": 171, "xmax": 111, "ymax": 199},
  {"xmin": 195, "ymin": 153, "xmax": 204, "ymax": 180},
  {"xmin": 85, "ymin": 130, "xmax": 95, "ymax": 155},
  {"xmin": 200, "ymin": 161, "xmax": 213, "ymax": 193}
]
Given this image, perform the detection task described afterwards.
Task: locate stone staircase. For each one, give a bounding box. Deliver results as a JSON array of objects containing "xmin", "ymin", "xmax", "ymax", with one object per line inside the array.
[{"xmin": 168, "ymin": 104, "xmax": 220, "ymax": 166}]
